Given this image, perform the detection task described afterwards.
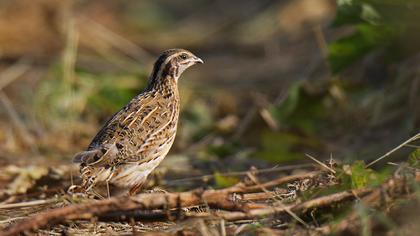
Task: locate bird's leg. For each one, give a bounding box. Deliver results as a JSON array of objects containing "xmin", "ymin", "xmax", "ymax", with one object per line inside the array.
[
  {"xmin": 67, "ymin": 170, "xmax": 89, "ymax": 195},
  {"xmin": 68, "ymin": 175, "xmax": 91, "ymax": 196},
  {"xmin": 151, "ymin": 186, "xmax": 169, "ymax": 194},
  {"xmin": 105, "ymin": 169, "xmax": 115, "ymax": 199},
  {"xmin": 106, "ymin": 180, "xmax": 111, "ymax": 199},
  {"xmin": 83, "ymin": 176, "xmax": 107, "ymax": 199},
  {"xmin": 67, "ymin": 184, "xmax": 84, "ymax": 195},
  {"xmin": 91, "ymin": 188, "xmax": 106, "ymax": 199},
  {"xmin": 84, "ymin": 177, "xmax": 95, "ymax": 192}
]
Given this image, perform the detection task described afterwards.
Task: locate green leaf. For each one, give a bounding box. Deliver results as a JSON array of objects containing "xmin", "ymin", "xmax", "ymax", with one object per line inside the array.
[
  {"xmin": 351, "ymin": 161, "xmax": 370, "ymax": 189},
  {"xmin": 214, "ymin": 172, "xmax": 240, "ymax": 188},
  {"xmin": 270, "ymin": 82, "xmax": 302, "ymax": 120},
  {"xmin": 207, "ymin": 143, "xmax": 236, "ymax": 158},
  {"xmin": 83, "ymin": 72, "xmax": 146, "ymax": 115},
  {"xmin": 408, "ymin": 149, "xmax": 420, "ymax": 168},
  {"xmin": 178, "ymin": 98, "xmax": 214, "ymax": 145},
  {"xmin": 350, "ymin": 161, "xmax": 391, "ymax": 189},
  {"xmin": 328, "ymin": 24, "xmax": 396, "ymax": 73},
  {"xmin": 270, "ymin": 83, "xmax": 327, "ymax": 134},
  {"xmin": 360, "ymin": 3, "xmax": 381, "ymax": 24},
  {"xmin": 329, "ymin": 0, "xmax": 420, "ymax": 72},
  {"xmin": 333, "ymin": 0, "xmax": 365, "ymax": 27},
  {"xmin": 257, "ymin": 132, "xmax": 311, "ymax": 163}
]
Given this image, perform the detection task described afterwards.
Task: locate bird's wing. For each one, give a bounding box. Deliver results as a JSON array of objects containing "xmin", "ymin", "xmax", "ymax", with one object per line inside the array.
[{"xmin": 73, "ymin": 92, "xmax": 177, "ymax": 167}]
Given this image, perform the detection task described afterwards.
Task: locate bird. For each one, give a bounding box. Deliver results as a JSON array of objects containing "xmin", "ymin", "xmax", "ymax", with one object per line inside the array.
[{"xmin": 71, "ymin": 49, "xmax": 203, "ymax": 196}]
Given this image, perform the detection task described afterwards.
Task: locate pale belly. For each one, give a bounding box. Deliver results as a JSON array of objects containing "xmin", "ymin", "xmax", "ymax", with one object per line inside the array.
[
  {"xmin": 94, "ymin": 135, "xmax": 175, "ymax": 188},
  {"xmin": 114, "ymin": 155, "xmax": 166, "ymax": 187}
]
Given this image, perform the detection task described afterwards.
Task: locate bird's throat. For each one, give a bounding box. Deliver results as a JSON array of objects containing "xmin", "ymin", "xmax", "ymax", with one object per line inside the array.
[{"xmin": 151, "ymin": 75, "xmax": 179, "ymax": 101}]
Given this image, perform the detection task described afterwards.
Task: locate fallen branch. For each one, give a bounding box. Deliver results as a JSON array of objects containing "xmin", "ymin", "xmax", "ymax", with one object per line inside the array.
[
  {"xmin": 0, "ymin": 171, "xmax": 324, "ymax": 235},
  {"xmin": 187, "ymin": 172, "xmax": 419, "ymax": 222},
  {"xmin": 245, "ymin": 171, "xmax": 321, "ymax": 192},
  {"xmin": 1, "ymin": 169, "xmax": 418, "ymax": 236},
  {"xmin": 0, "ymin": 199, "xmax": 57, "ymax": 210},
  {"xmin": 186, "ymin": 187, "xmax": 373, "ymax": 221},
  {"xmin": 165, "ymin": 163, "xmax": 314, "ymax": 186},
  {"xmin": 317, "ymin": 172, "xmax": 420, "ymax": 234}
]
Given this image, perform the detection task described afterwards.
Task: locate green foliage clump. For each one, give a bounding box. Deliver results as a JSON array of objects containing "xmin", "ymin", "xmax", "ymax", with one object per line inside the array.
[
  {"xmin": 207, "ymin": 142, "xmax": 237, "ymax": 158},
  {"xmin": 349, "ymin": 160, "xmax": 390, "ymax": 189},
  {"xmin": 214, "ymin": 172, "xmax": 240, "ymax": 188},
  {"xmin": 270, "ymin": 82, "xmax": 327, "ymax": 134},
  {"xmin": 329, "ymin": 0, "xmax": 420, "ymax": 73},
  {"xmin": 258, "ymin": 82, "xmax": 327, "ymax": 163},
  {"xmin": 259, "ymin": 132, "xmax": 313, "ymax": 163},
  {"xmin": 35, "ymin": 64, "xmax": 147, "ymax": 127},
  {"xmin": 80, "ymin": 71, "xmax": 146, "ymax": 117},
  {"xmin": 329, "ymin": 24, "xmax": 396, "ymax": 73},
  {"xmin": 408, "ymin": 148, "xmax": 420, "ymax": 169}
]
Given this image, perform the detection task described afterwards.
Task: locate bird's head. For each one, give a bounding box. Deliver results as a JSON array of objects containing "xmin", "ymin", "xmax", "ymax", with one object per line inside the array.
[{"xmin": 149, "ymin": 49, "xmax": 203, "ymax": 86}]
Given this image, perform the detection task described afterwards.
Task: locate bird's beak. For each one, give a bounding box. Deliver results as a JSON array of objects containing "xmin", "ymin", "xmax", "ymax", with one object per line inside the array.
[{"xmin": 193, "ymin": 57, "xmax": 204, "ymax": 64}]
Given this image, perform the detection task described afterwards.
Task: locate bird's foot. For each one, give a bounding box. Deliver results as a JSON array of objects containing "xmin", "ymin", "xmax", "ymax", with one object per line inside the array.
[
  {"xmin": 67, "ymin": 184, "xmax": 84, "ymax": 195},
  {"xmin": 149, "ymin": 187, "xmax": 169, "ymax": 194},
  {"xmin": 67, "ymin": 184, "xmax": 105, "ymax": 199}
]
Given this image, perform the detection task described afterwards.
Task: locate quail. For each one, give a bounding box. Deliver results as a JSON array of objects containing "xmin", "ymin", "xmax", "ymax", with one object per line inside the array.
[{"xmin": 72, "ymin": 49, "xmax": 203, "ymax": 196}]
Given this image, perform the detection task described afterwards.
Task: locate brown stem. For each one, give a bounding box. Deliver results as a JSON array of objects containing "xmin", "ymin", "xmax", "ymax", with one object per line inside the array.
[{"xmin": 0, "ymin": 171, "xmax": 323, "ymax": 235}]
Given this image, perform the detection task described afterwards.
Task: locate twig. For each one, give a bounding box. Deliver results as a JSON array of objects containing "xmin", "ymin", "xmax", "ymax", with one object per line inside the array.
[
  {"xmin": 231, "ymin": 106, "xmax": 258, "ymax": 140},
  {"xmin": 0, "ymin": 217, "xmax": 27, "ymax": 225},
  {"xmin": 3, "ymin": 170, "xmax": 416, "ymax": 236},
  {"xmin": 0, "ymin": 171, "xmax": 325, "ymax": 235},
  {"xmin": 185, "ymin": 188, "xmax": 373, "ymax": 221},
  {"xmin": 386, "ymin": 162, "xmax": 419, "ymax": 171},
  {"xmin": 366, "ymin": 133, "xmax": 420, "ymax": 168},
  {"xmin": 184, "ymin": 133, "xmax": 216, "ymax": 155},
  {"xmin": 0, "ymin": 58, "xmax": 31, "ymax": 91},
  {"xmin": 231, "ymin": 90, "xmax": 287, "ymax": 140},
  {"xmin": 246, "ymin": 172, "xmax": 309, "ymax": 228},
  {"xmin": 253, "ymin": 93, "xmax": 279, "ymax": 131},
  {"xmin": 245, "ymin": 171, "xmax": 321, "ymax": 192},
  {"xmin": 317, "ymin": 172, "xmax": 420, "ymax": 235},
  {"xmin": 0, "ymin": 91, "xmax": 36, "ymax": 150},
  {"xmin": 189, "ymin": 172, "xmax": 420, "ymax": 222},
  {"xmin": 220, "ymin": 219, "xmax": 226, "ymax": 236},
  {"xmin": 79, "ymin": 17, "xmax": 153, "ymax": 63},
  {"xmin": 312, "ymin": 25, "xmax": 329, "ymax": 59},
  {"xmin": 62, "ymin": 17, "xmax": 78, "ymax": 85},
  {"xmin": 0, "ymin": 57, "xmax": 35, "ymax": 150},
  {"xmin": 165, "ymin": 164, "xmax": 314, "ymax": 186},
  {"xmin": 259, "ymin": 108, "xmax": 279, "ymax": 131},
  {"xmin": 404, "ymin": 144, "xmax": 420, "ymax": 149},
  {"xmin": 0, "ymin": 199, "xmax": 56, "ymax": 210},
  {"xmin": 196, "ymin": 219, "xmax": 212, "ymax": 236},
  {"xmin": 304, "ymin": 153, "xmax": 336, "ymax": 174}
]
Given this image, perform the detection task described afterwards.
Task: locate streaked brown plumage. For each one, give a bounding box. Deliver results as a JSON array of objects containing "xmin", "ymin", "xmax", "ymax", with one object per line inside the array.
[{"xmin": 72, "ymin": 49, "xmax": 203, "ymax": 195}]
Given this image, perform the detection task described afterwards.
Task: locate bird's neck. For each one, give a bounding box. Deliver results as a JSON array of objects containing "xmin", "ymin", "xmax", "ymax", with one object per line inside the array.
[{"xmin": 147, "ymin": 75, "xmax": 179, "ymax": 100}]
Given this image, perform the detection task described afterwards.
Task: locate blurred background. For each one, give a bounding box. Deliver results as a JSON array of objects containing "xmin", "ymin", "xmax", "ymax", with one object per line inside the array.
[{"xmin": 0, "ymin": 0, "xmax": 419, "ymax": 179}]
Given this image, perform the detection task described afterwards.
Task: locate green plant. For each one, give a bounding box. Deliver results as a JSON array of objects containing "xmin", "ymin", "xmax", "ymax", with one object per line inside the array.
[{"xmin": 329, "ymin": 0, "xmax": 420, "ymax": 73}]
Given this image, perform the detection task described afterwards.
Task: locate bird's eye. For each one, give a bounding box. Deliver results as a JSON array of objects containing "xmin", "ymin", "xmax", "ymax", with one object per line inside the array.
[{"xmin": 180, "ymin": 54, "xmax": 188, "ymax": 60}]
